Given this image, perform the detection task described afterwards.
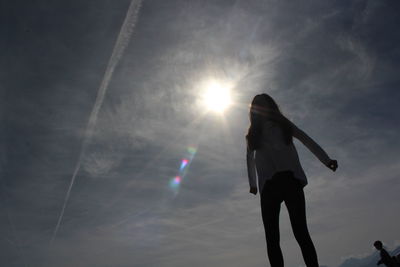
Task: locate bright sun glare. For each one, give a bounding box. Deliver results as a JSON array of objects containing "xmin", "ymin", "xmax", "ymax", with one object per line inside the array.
[{"xmin": 202, "ymin": 80, "xmax": 232, "ymax": 113}]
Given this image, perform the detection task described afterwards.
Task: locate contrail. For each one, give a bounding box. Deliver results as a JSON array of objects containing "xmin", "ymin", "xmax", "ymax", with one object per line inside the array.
[{"xmin": 50, "ymin": 0, "xmax": 143, "ymax": 244}]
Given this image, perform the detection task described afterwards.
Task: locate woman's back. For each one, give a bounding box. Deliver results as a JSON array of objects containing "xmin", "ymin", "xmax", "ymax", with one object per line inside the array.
[
  {"xmin": 260, "ymin": 121, "xmax": 288, "ymax": 149},
  {"xmin": 253, "ymin": 120, "xmax": 307, "ymax": 190}
]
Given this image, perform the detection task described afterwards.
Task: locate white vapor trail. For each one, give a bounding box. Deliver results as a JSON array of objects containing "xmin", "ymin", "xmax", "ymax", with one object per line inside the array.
[{"xmin": 50, "ymin": 0, "xmax": 143, "ymax": 244}]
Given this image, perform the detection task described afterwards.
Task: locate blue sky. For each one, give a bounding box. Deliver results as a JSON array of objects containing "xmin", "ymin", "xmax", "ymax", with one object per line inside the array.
[{"xmin": 2, "ymin": 1, "xmax": 400, "ymax": 266}]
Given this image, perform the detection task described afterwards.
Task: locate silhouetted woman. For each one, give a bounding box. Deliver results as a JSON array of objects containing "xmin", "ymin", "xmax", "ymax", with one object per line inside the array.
[{"xmin": 246, "ymin": 94, "xmax": 338, "ymax": 267}]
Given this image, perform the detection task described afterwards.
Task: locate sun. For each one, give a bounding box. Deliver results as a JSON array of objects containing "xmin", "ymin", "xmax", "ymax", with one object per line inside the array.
[{"xmin": 202, "ymin": 80, "xmax": 232, "ymax": 113}]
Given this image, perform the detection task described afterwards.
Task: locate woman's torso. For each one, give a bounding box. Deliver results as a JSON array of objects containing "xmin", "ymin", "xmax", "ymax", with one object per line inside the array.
[{"xmin": 255, "ymin": 120, "xmax": 307, "ymax": 190}]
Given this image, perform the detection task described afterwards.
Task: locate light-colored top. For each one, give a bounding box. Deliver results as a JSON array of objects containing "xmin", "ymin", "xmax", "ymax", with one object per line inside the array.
[{"xmin": 246, "ymin": 120, "xmax": 331, "ymax": 193}]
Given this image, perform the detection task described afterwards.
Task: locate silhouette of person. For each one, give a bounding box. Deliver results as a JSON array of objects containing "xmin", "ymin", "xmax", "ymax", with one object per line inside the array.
[
  {"xmin": 374, "ymin": 240, "xmax": 398, "ymax": 267},
  {"xmin": 246, "ymin": 94, "xmax": 338, "ymax": 267}
]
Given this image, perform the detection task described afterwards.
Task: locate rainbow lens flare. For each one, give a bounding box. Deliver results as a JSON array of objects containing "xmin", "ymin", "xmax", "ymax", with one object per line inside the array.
[
  {"xmin": 168, "ymin": 146, "xmax": 198, "ymax": 194},
  {"xmin": 180, "ymin": 159, "xmax": 189, "ymax": 171},
  {"xmin": 187, "ymin": 146, "xmax": 197, "ymax": 155},
  {"xmin": 169, "ymin": 176, "xmax": 182, "ymax": 188}
]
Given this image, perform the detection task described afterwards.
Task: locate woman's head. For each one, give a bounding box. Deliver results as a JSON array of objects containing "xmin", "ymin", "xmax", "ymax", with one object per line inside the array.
[
  {"xmin": 247, "ymin": 93, "xmax": 293, "ymax": 150},
  {"xmin": 250, "ymin": 94, "xmax": 281, "ymax": 118},
  {"xmin": 249, "ymin": 94, "xmax": 283, "ymax": 130}
]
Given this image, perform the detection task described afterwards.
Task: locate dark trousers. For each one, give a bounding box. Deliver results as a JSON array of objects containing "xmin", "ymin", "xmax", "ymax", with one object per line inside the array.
[{"xmin": 260, "ymin": 171, "xmax": 319, "ymax": 267}]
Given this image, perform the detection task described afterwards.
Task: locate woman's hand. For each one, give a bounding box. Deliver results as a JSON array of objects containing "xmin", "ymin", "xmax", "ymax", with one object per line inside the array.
[
  {"xmin": 250, "ymin": 187, "xmax": 258, "ymax": 195},
  {"xmin": 327, "ymin": 159, "xmax": 338, "ymax": 171}
]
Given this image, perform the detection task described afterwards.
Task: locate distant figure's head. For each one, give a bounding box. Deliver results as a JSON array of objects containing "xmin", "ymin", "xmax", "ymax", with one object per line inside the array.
[
  {"xmin": 374, "ymin": 240, "xmax": 383, "ymax": 250},
  {"xmin": 247, "ymin": 94, "xmax": 292, "ymax": 150}
]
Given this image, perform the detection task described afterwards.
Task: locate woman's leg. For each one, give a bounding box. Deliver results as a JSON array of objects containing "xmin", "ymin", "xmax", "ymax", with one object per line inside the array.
[
  {"xmin": 284, "ymin": 182, "xmax": 319, "ymax": 267},
  {"xmin": 261, "ymin": 184, "xmax": 284, "ymax": 267}
]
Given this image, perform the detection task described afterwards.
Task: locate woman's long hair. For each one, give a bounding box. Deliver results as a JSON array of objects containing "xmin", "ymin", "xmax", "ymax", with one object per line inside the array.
[{"xmin": 246, "ymin": 94, "xmax": 293, "ymax": 150}]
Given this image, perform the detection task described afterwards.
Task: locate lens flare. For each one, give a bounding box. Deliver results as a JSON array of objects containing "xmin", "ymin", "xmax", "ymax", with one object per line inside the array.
[
  {"xmin": 174, "ymin": 176, "xmax": 181, "ymax": 183},
  {"xmin": 180, "ymin": 159, "xmax": 189, "ymax": 171},
  {"xmin": 187, "ymin": 146, "xmax": 197, "ymax": 155},
  {"xmin": 168, "ymin": 146, "xmax": 198, "ymax": 194},
  {"xmin": 169, "ymin": 176, "xmax": 182, "ymax": 188}
]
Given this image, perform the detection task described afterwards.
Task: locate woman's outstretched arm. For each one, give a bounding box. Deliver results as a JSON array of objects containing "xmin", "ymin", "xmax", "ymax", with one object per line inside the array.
[
  {"xmin": 246, "ymin": 143, "xmax": 258, "ymax": 195},
  {"xmin": 291, "ymin": 122, "xmax": 337, "ymax": 171}
]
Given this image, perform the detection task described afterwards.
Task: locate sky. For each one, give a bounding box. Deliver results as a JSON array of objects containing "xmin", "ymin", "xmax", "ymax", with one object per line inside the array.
[{"xmin": 2, "ymin": 0, "xmax": 400, "ymax": 266}]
